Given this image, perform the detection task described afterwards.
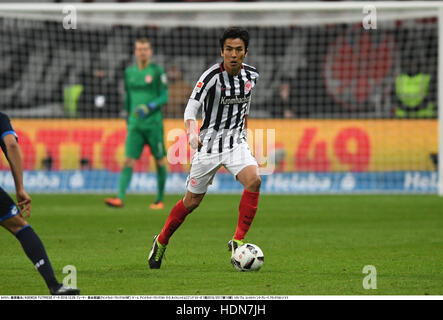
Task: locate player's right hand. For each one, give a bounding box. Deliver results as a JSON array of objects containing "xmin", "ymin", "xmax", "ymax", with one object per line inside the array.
[
  {"xmin": 188, "ymin": 132, "xmax": 202, "ymax": 151},
  {"xmin": 16, "ymin": 189, "xmax": 31, "ymax": 218}
]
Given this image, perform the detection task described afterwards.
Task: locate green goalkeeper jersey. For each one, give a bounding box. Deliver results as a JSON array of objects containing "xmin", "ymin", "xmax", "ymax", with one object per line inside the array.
[{"xmin": 124, "ymin": 63, "xmax": 168, "ymax": 128}]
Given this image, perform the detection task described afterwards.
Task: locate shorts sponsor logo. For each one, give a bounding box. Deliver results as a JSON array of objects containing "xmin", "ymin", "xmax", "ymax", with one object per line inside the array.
[{"xmin": 11, "ymin": 205, "xmax": 18, "ymax": 216}]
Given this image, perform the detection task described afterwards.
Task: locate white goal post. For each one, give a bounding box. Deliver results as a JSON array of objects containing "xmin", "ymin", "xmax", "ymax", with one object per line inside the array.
[{"xmin": 0, "ymin": 1, "xmax": 441, "ymax": 195}]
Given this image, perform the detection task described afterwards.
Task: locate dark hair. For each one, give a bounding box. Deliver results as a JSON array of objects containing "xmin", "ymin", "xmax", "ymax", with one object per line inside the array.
[{"xmin": 219, "ymin": 27, "xmax": 250, "ymax": 51}]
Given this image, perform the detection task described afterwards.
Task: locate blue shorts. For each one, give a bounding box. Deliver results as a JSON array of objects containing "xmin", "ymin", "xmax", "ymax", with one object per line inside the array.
[{"xmin": 0, "ymin": 187, "xmax": 19, "ymax": 223}]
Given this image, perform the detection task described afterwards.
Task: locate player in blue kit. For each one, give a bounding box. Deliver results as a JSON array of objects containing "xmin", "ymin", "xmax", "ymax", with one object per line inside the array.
[{"xmin": 0, "ymin": 112, "xmax": 80, "ymax": 295}]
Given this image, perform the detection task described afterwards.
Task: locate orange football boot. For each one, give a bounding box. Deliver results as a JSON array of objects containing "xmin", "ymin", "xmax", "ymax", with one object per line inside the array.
[
  {"xmin": 149, "ymin": 201, "xmax": 164, "ymax": 210},
  {"xmin": 105, "ymin": 197, "xmax": 124, "ymax": 208}
]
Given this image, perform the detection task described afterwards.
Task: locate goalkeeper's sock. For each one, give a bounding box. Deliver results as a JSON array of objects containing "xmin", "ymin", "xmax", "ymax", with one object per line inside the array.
[
  {"xmin": 155, "ymin": 164, "xmax": 167, "ymax": 203},
  {"xmin": 15, "ymin": 225, "xmax": 61, "ymax": 292},
  {"xmin": 234, "ymin": 189, "xmax": 260, "ymax": 241},
  {"xmin": 117, "ymin": 166, "xmax": 133, "ymax": 201},
  {"xmin": 158, "ymin": 199, "xmax": 190, "ymax": 245}
]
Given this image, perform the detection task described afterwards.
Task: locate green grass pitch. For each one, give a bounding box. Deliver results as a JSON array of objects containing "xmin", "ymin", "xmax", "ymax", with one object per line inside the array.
[{"xmin": 0, "ymin": 194, "xmax": 442, "ymax": 295}]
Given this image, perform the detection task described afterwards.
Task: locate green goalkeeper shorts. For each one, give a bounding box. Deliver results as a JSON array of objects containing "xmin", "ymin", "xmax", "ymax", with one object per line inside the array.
[{"xmin": 125, "ymin": 125, "xmax": 166, "ymax": 160}]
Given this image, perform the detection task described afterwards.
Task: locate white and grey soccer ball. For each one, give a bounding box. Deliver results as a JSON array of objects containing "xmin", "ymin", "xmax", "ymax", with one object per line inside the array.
[{"xmin": 231, "ymin": 243, "xmax": 264, "ymax": 271}]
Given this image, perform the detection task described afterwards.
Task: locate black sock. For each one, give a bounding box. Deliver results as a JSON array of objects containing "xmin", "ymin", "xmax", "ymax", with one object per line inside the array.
[{"xmin": 15, "ymin": 225, "xmax": 60, "ymax": 291}]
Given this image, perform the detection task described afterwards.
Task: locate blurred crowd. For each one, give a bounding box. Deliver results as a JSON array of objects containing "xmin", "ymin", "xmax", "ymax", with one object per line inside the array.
[{"xmin": 0, "ymin": 1, "xmax": 438, "ymax": 120}]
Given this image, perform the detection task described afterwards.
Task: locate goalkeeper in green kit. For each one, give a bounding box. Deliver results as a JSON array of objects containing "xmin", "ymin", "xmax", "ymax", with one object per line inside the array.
[{"xmin": 105, "ymin": 37, "xmax": 168, "ymax": 210}]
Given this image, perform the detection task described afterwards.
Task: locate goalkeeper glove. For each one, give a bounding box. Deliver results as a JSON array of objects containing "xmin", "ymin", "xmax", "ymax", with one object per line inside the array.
[{"xmin": 135, "ymin": 103, "xmax": 156, "ymax": 119}]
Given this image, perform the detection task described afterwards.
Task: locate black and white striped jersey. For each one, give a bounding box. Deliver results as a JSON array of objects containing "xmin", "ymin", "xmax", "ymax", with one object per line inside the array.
[{"xmin": 187, "ymin": 62, "xmax": 259, "ymax": 154}]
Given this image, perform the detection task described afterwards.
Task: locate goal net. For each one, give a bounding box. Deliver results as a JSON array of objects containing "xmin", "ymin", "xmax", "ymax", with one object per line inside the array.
[{"xmin": 0, "ymin": 2, "xmax": 441, "ymax": 194}]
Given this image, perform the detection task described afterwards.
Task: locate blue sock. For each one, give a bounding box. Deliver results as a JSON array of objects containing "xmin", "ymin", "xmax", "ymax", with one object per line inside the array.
[{"xmin": 15, "ymin": 225, "xmax": 60, "ymax": 291}]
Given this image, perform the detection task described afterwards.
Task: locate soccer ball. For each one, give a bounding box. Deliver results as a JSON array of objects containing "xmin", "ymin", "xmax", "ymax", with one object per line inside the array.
[{"xmin": 231, "ymin": 243, "xmax": 264, "ymax": 271}]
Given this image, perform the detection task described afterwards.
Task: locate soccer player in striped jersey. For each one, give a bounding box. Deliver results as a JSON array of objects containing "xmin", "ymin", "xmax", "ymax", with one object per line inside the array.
[
  {"xmin": 0, "ymin": 112, "xmax": 80, "ymax": 295},
  {"xmin": 149, "ymin": 27, "xmax": 261, "ymax": 269}
]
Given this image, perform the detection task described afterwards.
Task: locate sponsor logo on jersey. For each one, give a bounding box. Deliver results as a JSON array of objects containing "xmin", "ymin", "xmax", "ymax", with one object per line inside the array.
[{"xmin": 221, "ymin": 95, "xmax": 250, "ymax": 105}]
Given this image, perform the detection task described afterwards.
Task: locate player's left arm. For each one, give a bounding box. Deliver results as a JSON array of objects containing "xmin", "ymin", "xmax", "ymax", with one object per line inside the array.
[
  {"xmin": 243, "ymin": 67, "xmax": 259, "ymax": 133},
  {"xmin": 147, "ymin": 66, "xmax": 169, "ymax": 113},
  {"xmin": 3, "ymin": 134, "xmax": 32, "ymax": 217},
  {"xmin": 243, "ymin": 96, "xmax": 252, "ymax": 133}
]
